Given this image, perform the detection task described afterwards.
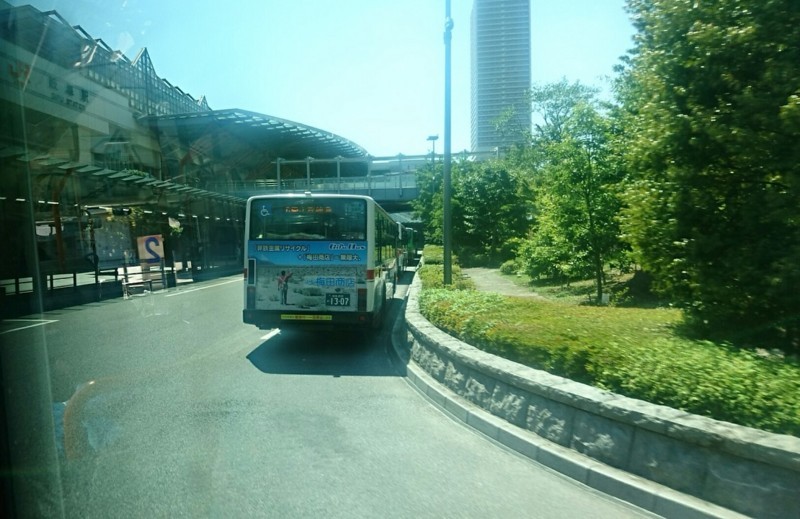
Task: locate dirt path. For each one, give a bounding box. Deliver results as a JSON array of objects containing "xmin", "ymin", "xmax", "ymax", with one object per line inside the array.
[{"xmin": 461, "ymin": 267, "xmax": 543, "ymax": 298}]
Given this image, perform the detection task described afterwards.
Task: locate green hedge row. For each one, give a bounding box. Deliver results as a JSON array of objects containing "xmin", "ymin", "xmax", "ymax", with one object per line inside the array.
[
  {"xmin": 416, "ymin": 262, "xmax": 800, "ymax": 436},
  {"xmin": 417, "ymin": 245, "xmax": 475, "ymax": 290}
]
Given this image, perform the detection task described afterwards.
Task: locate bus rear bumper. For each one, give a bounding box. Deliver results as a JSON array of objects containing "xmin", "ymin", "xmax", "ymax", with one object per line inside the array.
[{"xmin": 243, "ymin": 309, "xmax": 375, "ymax": 330}]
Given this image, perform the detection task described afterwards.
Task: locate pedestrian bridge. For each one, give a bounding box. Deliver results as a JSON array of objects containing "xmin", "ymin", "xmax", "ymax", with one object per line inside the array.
[
  {"xmin": 204, "ymin": 154, "xmax": 443, "ymax": 204},
  {"xmin": 206, "ymin": 171, "xmax": 419, "ymax": 204},
  {"xmin": 202, "ymin": 151, "xmax": 490, "ymax": 204}
]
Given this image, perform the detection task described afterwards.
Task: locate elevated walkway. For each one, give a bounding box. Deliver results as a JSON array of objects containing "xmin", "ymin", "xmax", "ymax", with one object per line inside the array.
[{"xmin": 205, "ymin": 171, "xmax": 419, "ymax": 204}]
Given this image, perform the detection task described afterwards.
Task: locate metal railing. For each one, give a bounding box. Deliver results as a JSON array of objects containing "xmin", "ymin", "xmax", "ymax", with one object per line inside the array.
[{"xmin": 205, "ymin": 172, "xmax": 418, "ymax": 202}]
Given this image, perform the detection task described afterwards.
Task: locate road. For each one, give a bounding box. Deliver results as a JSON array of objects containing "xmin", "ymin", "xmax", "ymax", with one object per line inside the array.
[{"xmin": 2, "ymin": 271, "xmax": 659, "ymax": 518}]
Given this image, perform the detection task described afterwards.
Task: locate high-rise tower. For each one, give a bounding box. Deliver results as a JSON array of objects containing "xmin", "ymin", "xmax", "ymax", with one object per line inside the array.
[{"xmin": 470, "ymin": 0, "xmax": 531, "ymax": 153}]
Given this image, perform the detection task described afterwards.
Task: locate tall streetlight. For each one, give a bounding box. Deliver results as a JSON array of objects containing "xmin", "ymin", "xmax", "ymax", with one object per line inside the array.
[
  {"xmin": 442, "ymin": 0, "xmax": 453, "ymax": 285},
  {"xmin": 427, "ymin": 134, "xmax": 439, "ymax": 163}
]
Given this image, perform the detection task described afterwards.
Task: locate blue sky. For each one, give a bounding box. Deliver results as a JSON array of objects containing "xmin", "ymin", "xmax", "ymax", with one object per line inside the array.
[{"xmin": 13, "ymin": 0, "xmax": 635, "ymax": 156}]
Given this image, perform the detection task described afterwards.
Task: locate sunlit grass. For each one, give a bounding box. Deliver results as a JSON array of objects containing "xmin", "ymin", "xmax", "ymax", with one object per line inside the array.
[{"xmin": 415, "ymin": 249, "xmax": 800, "ymax": 436}]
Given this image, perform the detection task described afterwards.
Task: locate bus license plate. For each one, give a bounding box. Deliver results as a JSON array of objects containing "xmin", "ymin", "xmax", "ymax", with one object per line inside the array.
[{"xmin": 326, "ymin": 293, "xmax": 351, "ymax": 307}]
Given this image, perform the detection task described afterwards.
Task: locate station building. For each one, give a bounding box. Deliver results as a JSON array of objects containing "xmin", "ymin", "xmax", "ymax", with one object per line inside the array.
[{"xmin": 0, "ymin": 2, "xmax": 370, "ymax": 310}]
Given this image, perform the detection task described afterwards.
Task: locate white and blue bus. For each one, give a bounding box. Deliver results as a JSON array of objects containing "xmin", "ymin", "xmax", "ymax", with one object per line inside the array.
[{"xmin": 243, "ymin": 193, "xmax": 400, "ymax": 330}]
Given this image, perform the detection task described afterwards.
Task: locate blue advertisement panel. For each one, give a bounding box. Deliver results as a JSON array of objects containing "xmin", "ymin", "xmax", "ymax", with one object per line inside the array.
[
  {"xmin": 248, "ymin": 240, "xmax": 367, "ymax": 267},
  {"xmin": 249, "ymin": 241, "xmax": 367, "ymax": 312}
]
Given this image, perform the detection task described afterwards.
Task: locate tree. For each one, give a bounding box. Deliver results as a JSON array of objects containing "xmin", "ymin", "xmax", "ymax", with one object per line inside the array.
[
  {"xmin": 518, "ymin": 81, "xmax": 625, "ymax": 302},
  {"xmin": 493, "ymin": 104, "xmax": 532, "ymax": 151},
  {"xmin": 453, "ymin": 161, "xmax": 529, "ymax": 265},
  {"xmin": 411, "ymin": 163, "xmax": 445, "ymax": 245},
  {"xmin": 617, "ymin": 0, "xmax": 800, "ymax": 349},
  {"xmin": 413, "ymin": 159, "xmax": 528, "ymax": 265},
  {"xmin": 529, "ymin": 79, "xmax": 599, "ymax": 143}
]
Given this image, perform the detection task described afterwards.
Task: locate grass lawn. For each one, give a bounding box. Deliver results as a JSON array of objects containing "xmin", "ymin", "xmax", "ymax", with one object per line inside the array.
[{"xmin": 417, "ymin": 257, "xmax": 800, "ymax": 436}]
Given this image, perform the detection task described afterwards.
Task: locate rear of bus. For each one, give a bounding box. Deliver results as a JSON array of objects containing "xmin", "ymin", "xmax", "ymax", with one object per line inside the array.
[{"xmin": 243, "ymin": 194, "xmax": 380, "ymax": 329}]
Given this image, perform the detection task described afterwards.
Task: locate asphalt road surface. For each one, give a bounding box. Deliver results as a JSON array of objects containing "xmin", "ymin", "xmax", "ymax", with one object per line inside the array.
[{"xmin": 2, "ymin": 272, "xmax": 660, "ymax": 518}]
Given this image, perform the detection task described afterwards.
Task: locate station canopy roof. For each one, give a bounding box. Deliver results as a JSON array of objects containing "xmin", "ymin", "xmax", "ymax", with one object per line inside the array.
[{"xmin": 140, "ymin": 109, "xmax": 369, "ymax": 171}]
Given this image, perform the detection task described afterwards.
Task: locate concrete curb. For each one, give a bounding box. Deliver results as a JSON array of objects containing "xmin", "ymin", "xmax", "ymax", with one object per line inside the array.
[{"xmin": 389, "ymin": 273, "xmax": 797, "ymax": 519}]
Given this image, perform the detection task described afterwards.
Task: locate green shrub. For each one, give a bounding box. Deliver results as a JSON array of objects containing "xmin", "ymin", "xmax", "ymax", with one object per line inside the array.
[
  {"xmin": 418, "ymin": 264, "xmax": 475, "ymax": 291},
  {"xmin": 416, "ymin": 285, "xmax": 800, "ymax": 435},
  {"xmin": 419, "ymin": 245, "xmax": 473, "ymax": 290},
  {"xmin": 419, "ymin": 289, "xmax": 508, "ymax": 337},
  {"xmin": 422, "ymin": 244, "xmax": 458, "ymax": 266},
  {"xmin": 499, "ymin": 259, "xmax": 519, "ymax": 275},
  {"xmin": 594, "ymin": 338, "xmax": 800, "ymax": 435},
  {"xmin": 422, "ymin": 245, "xmax": 445, "ymax": 265}
]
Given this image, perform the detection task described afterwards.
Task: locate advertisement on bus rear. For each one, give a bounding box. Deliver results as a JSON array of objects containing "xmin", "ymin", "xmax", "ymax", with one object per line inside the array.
[
  {"xmin": 248, "ymin": 240, "xmax": 367, "ymax": 266},
  {"xmin": 249, "ymin": 241, "xmax": 367, "ymax": 312}
]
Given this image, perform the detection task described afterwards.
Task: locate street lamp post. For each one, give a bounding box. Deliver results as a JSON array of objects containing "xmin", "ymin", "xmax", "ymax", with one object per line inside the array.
[
  {"xmin": 427, "ymin": 134, "xmax": 439, "ymax": 163},
  {"xmin": 443, "ymin": 0, "xmax": 453, "ymax": 285}
]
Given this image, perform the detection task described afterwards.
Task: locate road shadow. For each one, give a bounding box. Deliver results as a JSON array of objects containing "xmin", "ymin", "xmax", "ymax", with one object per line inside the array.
[
  {"xmin": 246, "ymin": 317, "xmax": 401, "ymax": 378},
  {"xmin": 246, "ymin": 268, "xmax": 415, "ymax": 378}
]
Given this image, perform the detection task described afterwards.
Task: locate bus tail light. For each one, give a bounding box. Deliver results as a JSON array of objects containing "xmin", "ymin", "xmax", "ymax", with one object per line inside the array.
[
  {"xmin": 357, "ymin": 288, "xmax": 367, "ymax": 311},
  {"xmin": 247, "ymin": 259, "xmax": 256, "ymax": 284},
  {"xmin": 247, "ymin": 285, "xmax": 256, "ymax": 309}
]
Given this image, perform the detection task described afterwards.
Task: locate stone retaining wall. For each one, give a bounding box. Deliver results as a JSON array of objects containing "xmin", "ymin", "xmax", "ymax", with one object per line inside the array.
[{"xmin": 401, "ymin": 275, "xmax": 800, "ymax": 519}]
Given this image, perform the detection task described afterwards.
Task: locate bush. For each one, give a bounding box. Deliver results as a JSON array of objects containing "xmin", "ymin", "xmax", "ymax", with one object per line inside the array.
[
  {"xmin": 421, "ymin": 245, "xmax": 445, "ymax": 265},
  {"xmin": 455, "ymin": 247, "xmax": 487, "ymax": 267},
  {"xmin": 417, "ymin": 275, "xmax": 800, "ymax": 435},
  {"xmin": 419, "ymin": 289, "xmax": 508, "ymax": 339},
  {"xmin": 418, "ymin": 264, "xmax": 474, "ymax": 291},
  {"xmin": 419, "ymin": 245, "xmax": 474, "ymax": 290},
  {"xmin": 499, "ymin": 260, "xmax": 519, "ymax": 275},
  {"xmin": 595, "ymin": 338, "xmax": 800, "ymax": 434}
]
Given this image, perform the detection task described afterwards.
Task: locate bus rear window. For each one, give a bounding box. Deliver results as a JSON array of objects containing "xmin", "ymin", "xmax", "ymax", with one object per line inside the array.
[{"xmin": 250, "ymin": 198, "xmax": 367, "ymax": 241}]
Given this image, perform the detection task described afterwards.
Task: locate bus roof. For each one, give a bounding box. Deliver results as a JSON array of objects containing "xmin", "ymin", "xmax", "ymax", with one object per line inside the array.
[{"xmin": 246, "ymin": 193, "xmax": 376, "ymax": 203}]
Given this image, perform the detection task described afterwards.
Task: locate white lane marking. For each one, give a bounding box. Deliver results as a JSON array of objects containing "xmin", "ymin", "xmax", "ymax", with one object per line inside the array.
[
  {"xmin": 165, "ymin": 278, "xmax": 242, "ymax": 297},
  {"xmin": 0, "ymin": 319, "xmax": 59, "ymax": 335},
  {"xmin": 260, "ymin": 328, "xmax": 281, "ymax": 341}
]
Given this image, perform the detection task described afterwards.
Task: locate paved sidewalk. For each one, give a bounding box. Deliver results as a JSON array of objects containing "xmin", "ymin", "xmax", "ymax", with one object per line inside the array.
[{"xmin": 461, "ymin": 267, "xmax": 544, "ymax": 298}]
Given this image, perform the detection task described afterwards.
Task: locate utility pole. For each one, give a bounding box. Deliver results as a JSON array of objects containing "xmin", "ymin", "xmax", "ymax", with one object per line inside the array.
[{"xmin": 443, "ymin": 0, "xmax": 453, "ymax": 285}]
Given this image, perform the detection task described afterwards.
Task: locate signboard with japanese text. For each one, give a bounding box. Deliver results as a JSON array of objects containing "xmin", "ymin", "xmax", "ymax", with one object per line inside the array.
[
  {"xmin": 248, "ymin": 240, "xmax": 367, "ymax": 312},
  {"xmin": 247, "ymin": 240, "xmax": 367, "ymax": 267}
]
